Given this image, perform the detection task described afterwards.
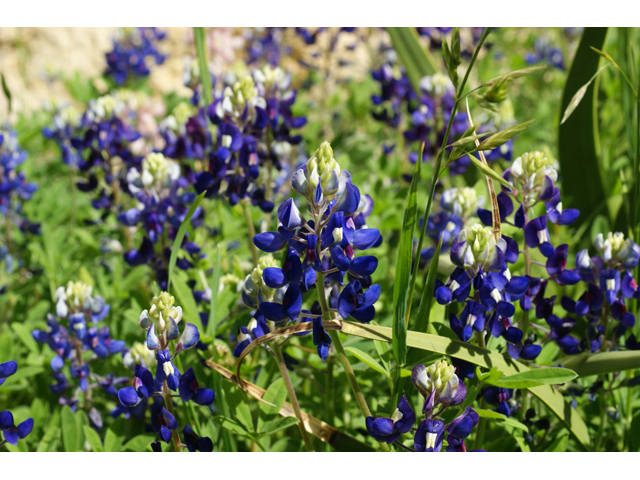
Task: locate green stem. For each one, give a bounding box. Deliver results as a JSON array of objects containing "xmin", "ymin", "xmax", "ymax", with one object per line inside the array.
[
  {"xmin": 162, "ymin": 380, "xmax": 183, "ymax": 452},
  {"xmin": 316, "ymin": 271, "xmax": 389, "ymax": 452},
  {"xmin": 626, "ymin": 370, "xmax": 635, "ymax": 451},
  {"xmin": 272, "ymin": 342, "xmax": 314, "ymax": 452},
  {"xmin": 242, "ymin": 200, "xmax": 259, "ymax": 266},
  {"xmin": 407, "ymin": 28, "xmax": 492, "ymax": 322}
]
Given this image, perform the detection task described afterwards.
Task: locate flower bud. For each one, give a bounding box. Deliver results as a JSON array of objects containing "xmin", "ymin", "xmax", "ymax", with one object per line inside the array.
[
  {"xmin": 510, "ymin": 151, "xmax": 558, "ymax": 193},
  {"xmin": 306, "ymin": 141, "xmax": 341, "ymax": 193}
]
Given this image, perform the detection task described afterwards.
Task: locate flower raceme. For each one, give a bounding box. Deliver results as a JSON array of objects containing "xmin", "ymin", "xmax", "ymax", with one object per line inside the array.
[
  {"xmin": 118, "ymin": 292, "xmax": 214, "ymax": 451},
  {"xmin": 233, "ymin": 141, "xmax": 382, "ymax": 362},
  {"xmin": 366, "ymin": 360, "xmax": 481, "ymax": 452}
]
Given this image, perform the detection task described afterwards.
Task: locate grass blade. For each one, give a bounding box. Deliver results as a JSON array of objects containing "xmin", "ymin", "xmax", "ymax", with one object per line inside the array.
[
  {"xmin": 166, "ymin": 190, "xmax": 206, "ymax": 292},
  {"xmin": 392, "ymin": 155, "xmax": 421, "ymax": 366}
]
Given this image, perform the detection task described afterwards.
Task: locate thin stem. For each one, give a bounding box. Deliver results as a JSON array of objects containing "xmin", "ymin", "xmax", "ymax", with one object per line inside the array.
[
  {"xmin": 162, "ymin": 381, "xmax": 183, "ymax": 452},
  {"xmin": 407, "ymin": 27, "xmax": 492, "ymax": 324},
  {"xmin": 272, "ymin": 342, "xmax": 314, "ymax": 452},
  {"xmin": 242, "ymin": 200, "xmax": 259, "ymax": 266}
]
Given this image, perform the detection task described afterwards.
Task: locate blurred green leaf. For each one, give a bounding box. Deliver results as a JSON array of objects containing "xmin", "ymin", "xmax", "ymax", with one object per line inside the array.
[
  {"xmin": 558, "ymin": 27, "xmax": 610, "ymax": 229},
  {"xmin": 123, "ymin": 435, "xmax": 156, "ymax": 452},
  {"xmin": 61, "ymin": 406, "xmax": 81, "ymax": 452},
  {"xmin": 386, "ymin": 28, "xmax": 438, "ymax": 93},
  {"xmin": 83, "ymin": 425, "xmax": 103, "ymax": 452}
]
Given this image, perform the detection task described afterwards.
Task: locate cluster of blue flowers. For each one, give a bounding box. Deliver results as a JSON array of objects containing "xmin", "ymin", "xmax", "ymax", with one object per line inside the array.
[
  {"xmin": 117, "ymin": 292, "xmax": 214, "ymax": 451},
  {"xmin": 119, "ymin": 152, "xmax": 205, "ymax": 290},
  {"xmin": 234, "ymin": 141, "xmax": 381, "ymax": 361},
  {"xmin": 433, "ymin": 151, "xmax": 581, "ymax": 362},
  {"xmin": 366, "ymin": 359, "xmax": 482, "ymax": 452},
  {"xmin": 545, "ymin": 231, "xmax": 640, "ymax": 355},
  {"xmin": 61, "ymin": 94, "xmax": 144, "ymax": 217},
  {"xmin": 105, "ymin": 27, "xmax": 167, "ymax": 85},
  {"xmin": 0, "ymin": 126, "xmax": 39, "ymax": 232},
  {"xmin": 195, "ymin": 66, "xmax": 306, "ymax": 212},
  {"xmin": 31, "ymin": 281, "xmax": 122, "ymax": 428},
  {"xmin": 525, "ymin": 37, "xmax": 565, "ymax": 70},
  {"xmin": 0, "ymin": 361, "xmax": 34, "ymax": 447}
]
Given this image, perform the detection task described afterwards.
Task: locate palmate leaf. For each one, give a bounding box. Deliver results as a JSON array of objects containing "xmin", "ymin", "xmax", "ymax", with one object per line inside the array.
[
  {"xmin": 231, "ymin": 319, "xmax": 590, "ymax": 449},
  {"xmin": 558, "ymin": 28, "xmax": 609, "ymax": 229}
]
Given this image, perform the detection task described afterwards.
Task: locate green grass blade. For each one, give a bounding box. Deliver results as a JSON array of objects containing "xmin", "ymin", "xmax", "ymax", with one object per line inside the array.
[
  {"xmin": 407, "ymin": 237, "xmax": 442, "ymax": 366},
  {"xmin": 193, "ymin": 27, "xmax": 213, "ymax": 106},
  {"xmin": 392, "ymin": 156, "xmax": 421, "ymax": 366},
  {"xmin": 207, "ymin": 244, "xmax": 222, "ymax": 338},
  {"xmin": 558, "ymin": 27, "xmax": 609, "ymax": 229},
  {"xmin": 166, "ymin": 190, "xmax": 206, "ymax": 292},
  {"xmin": 386, "ymin": 27, "xmax": 438, "ymax": 93},
  {"xmin": 559, "ymin": 350, "xmax": 640, "ymax": 377}
]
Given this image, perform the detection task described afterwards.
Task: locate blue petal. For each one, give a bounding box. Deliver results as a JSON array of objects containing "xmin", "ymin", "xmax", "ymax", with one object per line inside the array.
[
  {"xmin": 352, "ymin": 229, "xmax": 381, "ymax": 250},
  {"xmin": 176, "ymin": 323, "xmax": 200, "ymax": 353},
  {"xmin": 253, "ymin": 232, "xmax": 285, "ymax": 253},
  {"xmin": 263, "ymin": 267, "xmax": 287, "ymax": 288},
  {"xmin": 349, "ymin": 255, "xmax": 378, "ymax": 276},
  {"xmin": 118, "ymin": 387, "xmax": 140, "ymax": 407},
  {"xmin": 147, "ymin": 325, "xmax": 160, "ymax": 350}
]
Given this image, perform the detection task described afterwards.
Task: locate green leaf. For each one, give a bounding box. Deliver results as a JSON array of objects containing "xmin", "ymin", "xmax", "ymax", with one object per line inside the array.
[
  {"xmin": 193, "ymin": 27, "xmax": 214, "ymax": 106},
  {"xmin": 502, "ymin": 417, "xmax": 530, "ymax": 433},
  {"xmin": 104, "ymin": 420, "xmax": 125, "ymax": 452},
  {"xmin": 36, "ymin": 409, "xmax": 60, "ymax": 452},
  {"xmin": 392, "ymin": 154, "xmax": 421, "ymax": 366},
  {"xmin": 207, "ymin": 244, "xmax": 222, "ymax": 337},
  {"xmin": 123, "ymin": 435, "xmax": 156, "ymax": 452},
  {"xmin": 631, "ymin": 414, "xmax": 640, "ymax": 452},
  {"xmin": 558, "ymin": 27, "xmax": 609, "ymax": 229},
  {"xmin": 467, "ymin": 154, "xmax": 513, "ymax": 189},
  {"xmin": 386, "ymin": 28, "xmax": 438, "ymax": 94},
  {"xmin": 338, "ymin": 321, "xmax": 591, "ymax": 448},
  {"xmin": 258, "ymin": 378, "xmax": 288, "ymax": 432},
  {"xmin": 560, "ymin": 350, "xmax": 640, "ymax": 377},
  {"xmin": 344, "ymin": 346, "xmax": 390, "ymax": 377},
  {"xmin": 11, "ymin": 323, "xmax": 39, "ymax": 355},
  {"xmin": 407, "ymin": 235, "xmax": 442, "ymax": 366},
  {"xmin": 560, "ymin": 64, "xmax": 610, "ymax": 124},
  {"xmin": 60, "ymin": 406, "xmax": 81, "ymax": 452},
  {"xmin": 172, "ymin": 269, "xmax": 204, "ymax": 330},
  {"xmin": 451, "ymin": 27, "xmax": 461, "ymax": 65},
  {"xmin": 442, "ymin": 37, "xmax": 458, "ymax": 88},
  {"xmin": 492, "ymin": 367, "xmax": 577, "ymax": 388},
  {"xmin": 82, "ymin": 425, "xmax": 103, "ymax": 452},
  {"xmin": 213, "ymin": 416, "xmax": 251, "ymax": 437},
  {"xmin": 258, "ymin": 416, "xmax": 300, "ymax": 437},
  {"xmin": 474, "ymin": 120, "xmax": 535, "ymax": 152},
  {"xmin": 475, "ymin": 408, "xmax": 507, "ymax": 420},
  {"xmin": 166, "ymin": 190, "xmax": 206, "ymax": 291},
  {"xmin": 481, "ymin": 66, "xmax": 546, "ymax": 87}
]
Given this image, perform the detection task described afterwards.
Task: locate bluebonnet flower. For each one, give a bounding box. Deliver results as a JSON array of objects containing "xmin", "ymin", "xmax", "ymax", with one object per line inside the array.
[
  {"xmin": 183, "ymin": 425, "xmax": 214, "ymax": 452},
  {"xmin": 159, "ymin": 102, "xmax": 210, "ymax": 160},
  {"xmin": 366, "ymin": 396, "xmax": 415, "ymax": 444},
  {"xmin": 421, "ymin": 187, "xmax": 480, "ymax": 263},
  {"xmin": 366, "ymin": 359, "xmax": 482, "ymax": 451},
  {"xmin": 66, "ymin": 94, "xmax": 144, "ymax": 217},
  {"xmin": 548, "ymin": 232, "xmax": 640, "ymax": 354},
  {"xmin": 31, "ymin": 281, "xmax": 123, "ymax": 427},
  {"xmin": 42, "ymin": 103, "xmax": 83, "ymax": 167},
  {"xmin": 196, "ymin": 68, "xmax": 304, "ymax": 213},
  {"xmin": 525, "ymin": 37, "xmax": 565, "ymax": 70},
  {"xmin": 236, "ymin": 141, "xmax": 382, "ymax": 362},
  {"xmin": 120, "ymin": 152, "xmax": 205, "ymax": 289},
  {"xmin": 0, "ymin": 126, "xmax": 40, "ymax": 234},
  {"xmin": 119, "ymin": 292, "xmax": 214, "ymax": 450},
  {"xmin": 0, "ymin": 361, "xmax": 34, "ymax": 446},
  {"xmin": 105, "ymin": 27, "xmax": 166, "ymax": 85},
  {"xmin": 484, "ymin": 386, "xmax": 514, "ymax": 416}
]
